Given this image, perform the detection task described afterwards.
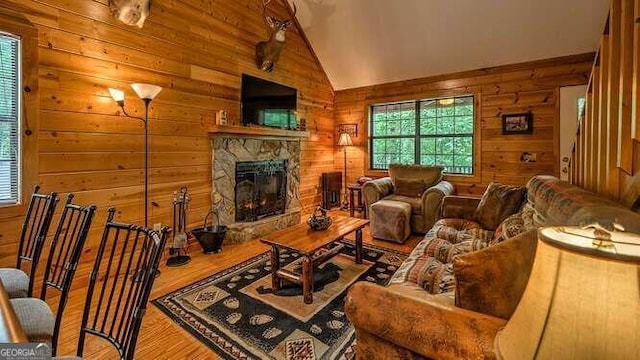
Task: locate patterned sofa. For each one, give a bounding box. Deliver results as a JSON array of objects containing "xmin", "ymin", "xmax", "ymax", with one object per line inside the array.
[{"xmin": 345, "ymin": 175, "xmax": 640, "ymax": 359}]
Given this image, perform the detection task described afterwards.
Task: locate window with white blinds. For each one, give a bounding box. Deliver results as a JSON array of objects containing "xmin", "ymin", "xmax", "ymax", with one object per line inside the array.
[{"xmin": 0, "ymin": 33, "xmax": 20, "ymax": 205}]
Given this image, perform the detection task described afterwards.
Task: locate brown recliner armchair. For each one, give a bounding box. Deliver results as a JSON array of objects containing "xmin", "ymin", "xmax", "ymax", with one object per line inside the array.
[{"xmin": 362, "ymin": 164, "xmax": 454, "ymax": 234}]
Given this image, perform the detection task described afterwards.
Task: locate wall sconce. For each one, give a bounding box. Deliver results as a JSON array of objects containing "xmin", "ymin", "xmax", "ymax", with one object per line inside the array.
[{"xmin": 108, "ymin": 83, "xmax": 162, "ymax": 228}]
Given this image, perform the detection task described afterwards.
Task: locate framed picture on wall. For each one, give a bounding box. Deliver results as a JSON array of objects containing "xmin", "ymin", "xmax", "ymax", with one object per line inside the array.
[
  {"xmin": 338, "ymin": 123, "xmax": 358, "ymax": 137},
  {"xmin": 502, "ymin": 113, "xmax": 533, "ymax": 135}
]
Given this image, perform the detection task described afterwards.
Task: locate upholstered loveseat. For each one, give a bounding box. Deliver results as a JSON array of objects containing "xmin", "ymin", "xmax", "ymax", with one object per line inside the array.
[
  {"xmin": 362, "ymin": 164, "xmax": 454, "ymax": 234},
  {"xmin": 346, "ymin": 175, "xmax": 640, "ymax": 359}
]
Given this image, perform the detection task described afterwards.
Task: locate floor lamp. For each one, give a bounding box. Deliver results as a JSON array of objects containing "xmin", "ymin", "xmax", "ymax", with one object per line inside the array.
[
  {"xmin": 108, "ymin": 84, "xmax": 162, "ymax": 229},
  {"xmin": 337, "ymin": 132, "xmax": 353, "ymax": 210}
]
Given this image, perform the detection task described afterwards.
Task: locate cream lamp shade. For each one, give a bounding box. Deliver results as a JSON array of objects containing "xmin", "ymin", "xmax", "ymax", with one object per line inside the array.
[
  {"xmin": 438, "ymin": 98, "xmax": 454, "ymax": 106},
  {"xmin": 108, "ymin": 88, "xmax": 125, "ymax": 103},
  {"xmin": 495, "ymin": 226, "xmax": 640, "ymax": 360},
  {"xmin": 131, "ymin": 83, "xmax": 163, "ymax": 100},
  {"xmin": 338, "ymin": 132, "xmax": 353, "ymax": 146}
]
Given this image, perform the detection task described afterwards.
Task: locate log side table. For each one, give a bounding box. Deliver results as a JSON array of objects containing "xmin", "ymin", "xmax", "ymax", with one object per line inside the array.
[{"xmin": 347, "ymin": 183, "xmax": 365, "ymax": 217}]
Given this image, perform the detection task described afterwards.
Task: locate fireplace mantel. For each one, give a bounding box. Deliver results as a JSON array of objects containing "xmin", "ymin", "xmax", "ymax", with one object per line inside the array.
[{"xmin": 209, "ymin": 125, "xmax": 309, "ymax": 138}]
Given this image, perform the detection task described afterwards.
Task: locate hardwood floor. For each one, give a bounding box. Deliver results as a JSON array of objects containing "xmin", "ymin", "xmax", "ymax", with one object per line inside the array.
[{"xmin": 53, "ymin": 218, "xmax": 422, "ymax": 359}]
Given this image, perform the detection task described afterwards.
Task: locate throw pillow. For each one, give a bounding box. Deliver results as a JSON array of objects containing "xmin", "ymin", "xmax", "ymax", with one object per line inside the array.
[
  {"xmin": 490, "ymin": 213, "xmax": 526, "ymax": 245},
  {"xmin": 394, "ymin": 178, "xmax": 427, "ymax": 197},
  {"xmin": 474, "ymin": 182, "xmax": 527, "ymax": 230},
  {"xmin": 453, "ymin": 230, "xmax": 537, "ymax": 320}
]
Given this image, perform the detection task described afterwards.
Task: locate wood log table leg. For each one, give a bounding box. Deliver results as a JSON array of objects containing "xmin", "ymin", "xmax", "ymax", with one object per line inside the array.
[
  {"xmin": 355, "ymin": 227, "xmax": 363, "ymax": 264},
  {"xmin": 302, "ymin": 256, "xmax": 313, "ymax": 304},
  {"xmin": 270, "ymin": 246, "xmax": 281, "ymax": 290}
]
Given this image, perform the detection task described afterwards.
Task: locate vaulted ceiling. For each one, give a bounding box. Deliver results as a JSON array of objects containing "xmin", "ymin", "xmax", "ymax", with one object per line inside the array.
[{"xmin": 290, "ymin": 0, "xmax": 609, "ymax": 90}]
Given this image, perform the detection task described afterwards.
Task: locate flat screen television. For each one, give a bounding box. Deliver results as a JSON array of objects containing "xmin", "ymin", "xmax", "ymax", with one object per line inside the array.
[{"xmin": 241, "ymin": 74, "xmax": 297, "ymax": 129}]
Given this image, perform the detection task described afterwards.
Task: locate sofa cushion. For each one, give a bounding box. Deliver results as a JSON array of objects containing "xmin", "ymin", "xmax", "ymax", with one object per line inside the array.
[
  {"xmin": 425, "ymin": 238, "xmax": 489, "ymax": 264},
  {"xmin": 394, "ymin": 178, "xmax": 427, "ymax": 197},
  {"xmin": 430, "ymin": 219, "xmax": 493, "ymax": 243},
  {"xmin": 389, "ymin": 164, "xmax": 443, "ymax": 188},
  {"xmin": 490, "ymin": 213, "xmax": 526, "ymax": 245},
  {"xmin": 389, "ymin": 233, "xmax": 443, "ymax": 288},
  {"xmin": 453, "ymin": 230, "xmax": 538, "ymax": 320},
  {"xmin": 383, "ymin": 194, "xmax": 422, "ymax": 214},
  {"xmin": 474, "ymin": 182, "xmax": 526, "ymax": 230},
  {"xmin": 389, "ymin": 217, "xmax": 494, "ymax": 293},
  {"xmin": 404, "ymin": 255, "xmax": 455, "ymax": 294}
]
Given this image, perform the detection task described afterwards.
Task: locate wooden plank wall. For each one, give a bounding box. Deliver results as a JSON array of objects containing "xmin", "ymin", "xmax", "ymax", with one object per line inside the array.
[
  {"xmin": 571, "ymin": 0, "xmax": 639, "ymax": 204},
  {"xmin": 0, "ymin": 0, "xmax": 334, "ymax": 269},
  {"xmin": 334, "ymin": 54, "xmax": 593, "ymax": 196}
]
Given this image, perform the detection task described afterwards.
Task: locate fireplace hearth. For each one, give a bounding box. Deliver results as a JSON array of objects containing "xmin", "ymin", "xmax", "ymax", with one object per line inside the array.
[{"xmin": 235, "ymin": 160, "xmax": 287, "ymax": 222}]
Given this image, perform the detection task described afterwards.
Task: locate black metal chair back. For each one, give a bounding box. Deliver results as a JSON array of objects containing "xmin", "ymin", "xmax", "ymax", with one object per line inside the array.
[
  {"xmin": 39, "ymin": 194, "xmax": 96, "ymax": 355},
  {"xmin": 78, "ymin": 208, "xmax": 168, "ymax": 360},
  {"xmin": 16, "ymin": 185, "xmax": 58, "ymax": 296}
]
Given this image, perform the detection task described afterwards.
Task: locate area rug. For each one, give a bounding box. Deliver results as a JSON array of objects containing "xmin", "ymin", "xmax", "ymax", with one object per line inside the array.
[{"xmin": 152, "ymin": 240, "xmax": 407, "ymax": 360}]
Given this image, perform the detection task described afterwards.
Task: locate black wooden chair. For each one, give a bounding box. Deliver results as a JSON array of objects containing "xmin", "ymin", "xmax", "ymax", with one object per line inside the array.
[
  {"xmin": 10, "ymin": 194, "xmax": 96, "ymax": 355},
  {"xmin": 0, "ymin": 185, "xmax": 58, "ymax": 298},
  {"xmin": 74, "ymin": 208, "xmax": 168, "ymax": 360}
]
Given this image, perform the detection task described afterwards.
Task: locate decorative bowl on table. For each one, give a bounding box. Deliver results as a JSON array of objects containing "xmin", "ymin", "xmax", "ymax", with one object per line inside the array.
[{"xmin": 307, "ymin": 207, "xmax": 332, "ymax": 231}]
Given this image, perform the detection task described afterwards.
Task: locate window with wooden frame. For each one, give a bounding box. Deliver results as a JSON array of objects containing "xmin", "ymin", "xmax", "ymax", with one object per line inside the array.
[
  {"xmin": 0, "ymin": 7, "xmax": 38, "ymax": 217},
  {"xmin": 0, "ymin": 32, "xmax": 20, "ymax": 205},
  {"xmin": 369, "ymin": 95, "xmax": 474, "ymax": 174}
]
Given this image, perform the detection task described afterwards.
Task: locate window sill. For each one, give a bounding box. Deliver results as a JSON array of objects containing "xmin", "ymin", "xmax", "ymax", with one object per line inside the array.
[
  {"xmin": 366, "ymin": 169, "xmax": 481, "ymax": 185},
  {"xmin": 0, "ymin": 202, "xmax": 27, "ymax": 221},
  {"xmin": 0, "ymin": 202, "xmax": 20, "ymax": 208}
]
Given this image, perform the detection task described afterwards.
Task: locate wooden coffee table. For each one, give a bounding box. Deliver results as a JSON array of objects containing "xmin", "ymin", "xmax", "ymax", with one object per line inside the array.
[{"xmin": 260, "ymin": 216, "xmax": 369, "ymax": 304}]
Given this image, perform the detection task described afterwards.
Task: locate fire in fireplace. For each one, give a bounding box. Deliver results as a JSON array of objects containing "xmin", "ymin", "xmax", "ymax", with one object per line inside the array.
[{"xmin": 235, "ymin": 160, "xmax": 287, "ymax": 222}]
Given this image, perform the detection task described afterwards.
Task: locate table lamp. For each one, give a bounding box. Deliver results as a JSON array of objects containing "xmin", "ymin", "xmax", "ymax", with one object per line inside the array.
[
  {"xmin": 338, "ymin": 132, "xmax": 353, "ymax": 210},
  {"xmin": 495, "ymin": 225, "xmax": 640, "ymax": 359}
]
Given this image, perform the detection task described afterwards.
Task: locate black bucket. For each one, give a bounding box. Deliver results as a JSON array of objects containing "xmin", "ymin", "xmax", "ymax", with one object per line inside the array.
[
  {"xmin": 191, "ymin": 225, "xmax": 227, "ymax": 254},
  {"xmin": 191, "ymin": 211, "xmax": 227, "ymax": 254}
]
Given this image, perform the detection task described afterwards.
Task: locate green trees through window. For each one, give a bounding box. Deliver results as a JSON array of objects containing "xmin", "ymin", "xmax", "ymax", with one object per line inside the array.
[{"xmin": 370, "ymin": 96, "xmax": 474, "ymax": 174}]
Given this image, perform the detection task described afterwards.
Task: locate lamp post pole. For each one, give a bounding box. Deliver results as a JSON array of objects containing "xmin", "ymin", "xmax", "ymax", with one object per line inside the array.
[
  {"xmin": 109, "ymin": 84, "xmax": 162, "ymax": 275},
  {"xmin": 343, "ymin": 145, "xmax": 348, "ymax": 210},
  {"xmin": 337, "ymin": 132, "xmax": 353, "ymax": 211},
  {"xmin": 109, "ymin": 84, "xmax": 162, "ymax": 229},
  {"xmin": 142, "ymin": 98, "xmax": 150, "ymax": 228}
]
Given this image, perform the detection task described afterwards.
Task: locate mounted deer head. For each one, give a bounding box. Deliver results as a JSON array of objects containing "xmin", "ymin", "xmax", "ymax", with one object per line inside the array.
[
  {"xmin": 256, "ymin": 0, "xmax": 297, "ymax": 72},
  {"xmin": 109, "ymin": 0, "xmax": 150, "ymax": 28}
]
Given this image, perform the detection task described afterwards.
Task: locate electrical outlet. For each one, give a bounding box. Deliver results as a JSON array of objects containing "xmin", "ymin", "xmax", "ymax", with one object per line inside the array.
[{"xmin": 153, "ymin": 223, "xmax": 162, "ymax": 231}]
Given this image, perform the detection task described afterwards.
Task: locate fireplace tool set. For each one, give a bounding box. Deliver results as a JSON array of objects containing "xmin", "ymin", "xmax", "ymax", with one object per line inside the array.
[{"xmin": 166, "ymin": 187, "xmax": 191, "ymax": 267}]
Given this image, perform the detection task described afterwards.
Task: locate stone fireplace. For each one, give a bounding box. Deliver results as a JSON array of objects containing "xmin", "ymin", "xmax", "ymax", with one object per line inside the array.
[
  {"xmin": 235, "ymin": 160, "xmax": 287, "ymax": 222},
  {"xmin": 210, "ymin": 128, "xmax": 305, "ymax": 243}
]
